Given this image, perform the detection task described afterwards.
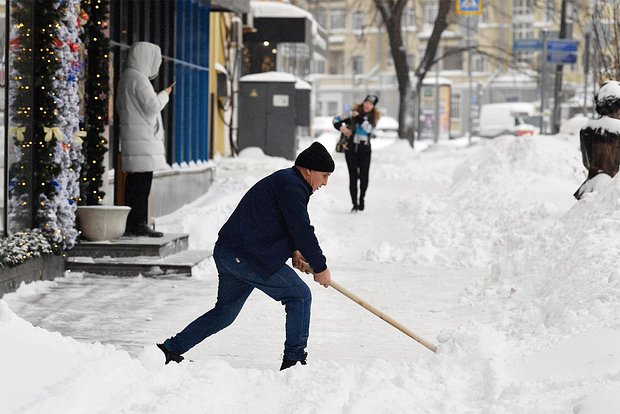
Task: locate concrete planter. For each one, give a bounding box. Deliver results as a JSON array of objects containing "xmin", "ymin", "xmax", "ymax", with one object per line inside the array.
[
  {"xmin": 0, "ymin": 254, "xmax": 65, "ymax": 295},
  {"xmin": 77, "ymin": 206, "xmax": 131, "ymax": 242}
]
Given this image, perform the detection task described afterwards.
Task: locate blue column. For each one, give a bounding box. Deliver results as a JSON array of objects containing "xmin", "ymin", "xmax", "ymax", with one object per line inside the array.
[
  {"xmin": 174, "ymin": 0, "xmax": 210, "ymax": 164},
  {"xmin": 182, "ymin": 0, "xmax": 193, "ymax": 163},
  {"xmin": 191, "ymin": 0, "xmax": 200, "ymax": 162},
  {"xmin": 174, "ymin": 1, "xmax": 186, "ymax": 165},
  {"xmin": 199, "ymin": 2, "xmax": 210, "ymax": 161}
]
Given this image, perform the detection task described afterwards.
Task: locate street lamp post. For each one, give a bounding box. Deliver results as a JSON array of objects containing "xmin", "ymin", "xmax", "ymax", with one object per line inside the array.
[
  {"xmin": 583, "ymin": 28, "xmax": 590, "ymax": 116},
  {"xmin": 540, "ymin": 28, "xmax": 549, "ymax": 134},
  {"xmin": 467, "ymin": 14, "xmax": 473, "ymax": 145}
]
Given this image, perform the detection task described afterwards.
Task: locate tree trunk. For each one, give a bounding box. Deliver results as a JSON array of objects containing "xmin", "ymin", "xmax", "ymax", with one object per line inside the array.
[
  {"xmin": 374, "ymin": 0, "xmax": 409, "ymax": 139},
  {"xmin": 375, "ymin": 0, "xmax": 452, "ymax": 145}
]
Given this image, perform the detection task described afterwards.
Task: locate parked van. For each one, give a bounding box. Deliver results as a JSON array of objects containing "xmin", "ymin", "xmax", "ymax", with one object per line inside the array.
[{"xmin": 478, "ymin": 102, "xmax": 540, "ymax": 138}]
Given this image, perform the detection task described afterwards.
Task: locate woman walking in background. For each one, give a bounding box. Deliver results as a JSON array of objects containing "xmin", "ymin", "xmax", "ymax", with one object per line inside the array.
[{"xmin": 332, "ymin": 95, "xmax": 381, "ymax": 211}]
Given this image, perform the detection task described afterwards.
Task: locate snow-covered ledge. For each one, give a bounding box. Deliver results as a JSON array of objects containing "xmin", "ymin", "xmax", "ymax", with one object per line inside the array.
[{"xmin": 76, "ymin": 206, "xmax": 131, "ymax": 242}]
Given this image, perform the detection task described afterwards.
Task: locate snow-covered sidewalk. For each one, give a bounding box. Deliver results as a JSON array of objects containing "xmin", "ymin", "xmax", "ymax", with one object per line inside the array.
[{"xmin": 3, "ymin": 132, "xmax": 620, "ymax": 413}]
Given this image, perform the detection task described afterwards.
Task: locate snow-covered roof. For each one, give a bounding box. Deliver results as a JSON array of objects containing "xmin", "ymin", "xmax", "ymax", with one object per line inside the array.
[
  {"xmin": 240, "ymin": 71, "xmax": 297, "ymax": 83},
  {"xmin": 295, "ymin": 79, "xmax": 312, "ymax": 90},
  {"xmin": 421, "ymin": 76, "xmax": 453, "ymax": 86},
  {"xmin": 250, "ymin": 1, "xmax": 325, "ymax": 51},
  {"xmin": 492, "ymin": 72, "xmax": 537, "ymax": 85},
  {"xmin": 251, "ymin": 1, "xmax": 312, "ymax": 19}
]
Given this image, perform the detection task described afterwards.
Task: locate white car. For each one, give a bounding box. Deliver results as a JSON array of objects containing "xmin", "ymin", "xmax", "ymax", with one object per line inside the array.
[
  {"xmin": 374, "ymin": 115, "xmax": 399, "ymax": 139},
  {"xmin": 478, "ymin": 102, "xmax": 540, "ymax": 138}
]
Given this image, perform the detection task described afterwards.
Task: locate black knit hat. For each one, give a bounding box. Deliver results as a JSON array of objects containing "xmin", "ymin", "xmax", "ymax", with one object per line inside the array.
[
  {"xmin": 295, "ymin": 142, "xmax": 335, "ymax": 172},
  {"xmin": 364, "ymin": 94, "xmax": 379, "ymax": 105}
]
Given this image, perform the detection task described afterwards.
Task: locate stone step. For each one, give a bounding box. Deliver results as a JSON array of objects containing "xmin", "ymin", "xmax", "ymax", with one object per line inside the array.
[
  {"xmin": 65, "ymin": 249, "xmax": 212, "ymax": 277},
  {"xmin": 68, "ymin": 233, "xmax": 189, "ymax": 259}
]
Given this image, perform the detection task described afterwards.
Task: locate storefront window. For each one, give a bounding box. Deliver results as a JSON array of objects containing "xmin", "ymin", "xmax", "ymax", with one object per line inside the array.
[
  {"xmin": 6, "ymin": 0, "xmax": 35, "ymax": 234},
  {"xmin": 1, "ymin": 3, "xmax": 6, "ymax": 234}
]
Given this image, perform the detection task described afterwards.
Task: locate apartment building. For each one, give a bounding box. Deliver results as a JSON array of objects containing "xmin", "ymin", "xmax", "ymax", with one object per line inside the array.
[{"xmin": 286, "ymin": 0, "xmax": 588, "ymax": 138}]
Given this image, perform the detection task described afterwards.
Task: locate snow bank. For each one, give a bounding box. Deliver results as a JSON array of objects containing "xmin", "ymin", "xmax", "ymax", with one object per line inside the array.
[
  {"xmin": 0, "ymin": 298, "xmax": 581, "ymax": 413},
  {"xmin": 367, "ymin": 135, "xmax": 583, "ymax": 268},
  {"xmin": 478, "ymin": 174, "xmax": 620, "ymax": 340}
]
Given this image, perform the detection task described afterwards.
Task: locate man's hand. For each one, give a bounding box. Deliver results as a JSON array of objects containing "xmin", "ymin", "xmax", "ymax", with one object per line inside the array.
[
  {"xmin": 292, "ymin": 250, "xmax": 312, "ymax": 274},
  {"xmin": 313, "ymin": 268, "xmax": 331, "ymax": 288},
  {"xmin": 292, "ymin": 251, "xmax": 331, "ymax": 287}
]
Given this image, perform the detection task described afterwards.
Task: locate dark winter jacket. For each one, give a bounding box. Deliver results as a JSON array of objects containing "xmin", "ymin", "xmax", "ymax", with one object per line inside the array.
[
  {"xmin": 216, "ymin": 167, "xmax": 327, "ymax": 278},
  {"xmin": 579, "ymin": 117, "xmax": 620, "ymax": 179}
]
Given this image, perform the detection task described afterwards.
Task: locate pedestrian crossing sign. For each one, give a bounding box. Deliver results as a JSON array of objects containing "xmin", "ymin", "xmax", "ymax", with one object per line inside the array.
[{"xmin": 456, "ymin": 0, "xmax": 482, "ymax": 15}]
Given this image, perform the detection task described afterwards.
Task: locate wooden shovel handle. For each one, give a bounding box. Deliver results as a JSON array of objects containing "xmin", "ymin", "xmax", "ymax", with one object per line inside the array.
[{"xmin": 329, "ymin": 279, "xmax": 438, "ymax": 353}]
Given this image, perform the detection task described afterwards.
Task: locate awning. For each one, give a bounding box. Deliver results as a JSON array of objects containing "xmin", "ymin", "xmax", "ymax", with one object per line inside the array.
[
  {"xmin": 210, "ymin": 0, "xmax": 250, "ymax": 14},
  {"xmin": 244, "ymin": 2, "xmax": 314, "ymax": 44}
]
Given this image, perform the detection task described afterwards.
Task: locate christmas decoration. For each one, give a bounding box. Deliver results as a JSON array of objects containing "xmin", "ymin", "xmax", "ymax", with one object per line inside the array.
[
  {"xmin": 0, "ymin": 229, "xmax": 54, "ymax": 268},
  {"xmin": 8, "ymin": 0, "xmax": 84, "ymax": 252},
  {"xmin": 79, "ymin": 0, "xmax": 110, "ymax": 206}
]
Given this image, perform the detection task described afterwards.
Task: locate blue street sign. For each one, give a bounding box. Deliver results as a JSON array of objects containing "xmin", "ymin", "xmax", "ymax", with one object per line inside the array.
[
  {"xmin": 513, "ymin": 39, "xmax": 543, "ymax": 51},
  {"xmin": 547, "ymin": 39, "xmax": 578, "ymax": 52},
  {"xmin": 546, "ymin": 39, "xmax": 578, "ymax": 64},
  {"xmin": 456, "ymin": 0, "xmax": 482, "ymax": 15},
  {"xmin": 547, "ymin": 51, "xmax": 577, "ymax": 64}
]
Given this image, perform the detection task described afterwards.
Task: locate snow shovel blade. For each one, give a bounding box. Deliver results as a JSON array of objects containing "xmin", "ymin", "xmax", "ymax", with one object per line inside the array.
[{"xmin": 329, "ymin": 279, "xmax": 437, "ymax": 353}]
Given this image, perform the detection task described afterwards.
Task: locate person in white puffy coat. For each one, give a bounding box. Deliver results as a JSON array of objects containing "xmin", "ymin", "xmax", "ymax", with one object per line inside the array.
[{"xmin": 117, "ymin": 42, "xmax": 174, "ymax": 237}]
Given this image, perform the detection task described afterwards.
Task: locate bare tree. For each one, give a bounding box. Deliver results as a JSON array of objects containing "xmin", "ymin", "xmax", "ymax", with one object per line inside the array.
[
  {"xmin": 374, "ymin": 0, "xmax": 452, "ymax": 143},
  {"xmin": 585, "ymin": 0, "xmax": 620, "ymax": 84}
]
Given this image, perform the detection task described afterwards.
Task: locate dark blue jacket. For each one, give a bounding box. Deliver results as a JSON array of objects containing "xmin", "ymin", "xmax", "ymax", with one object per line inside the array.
[{"xmin": 216, "ymin": 167, "xmax": 327, "ymax": 278}]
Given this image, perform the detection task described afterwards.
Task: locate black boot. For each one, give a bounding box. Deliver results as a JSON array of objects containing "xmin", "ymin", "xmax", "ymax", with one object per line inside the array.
[
  {"xmin": 351, "ymin": 204, "xmax": 358, "ymax": 212},
  {"xmin": 358, "ymin": 199, "xmax": 365, "ymax": 211},
  {"xmin": 157, "ymin": 343, "xmax": 184, "ymax": 365},
  {"xmin": 127, "ymin": 223, "xmax": 163, "ymax": 237},
  {"xmin": 280, "ymin": 352, "xmax": 307, "ymax": 371}
]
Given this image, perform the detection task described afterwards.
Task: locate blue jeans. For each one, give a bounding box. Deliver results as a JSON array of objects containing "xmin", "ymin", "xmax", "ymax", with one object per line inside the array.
[{"xmin": 164, "ymin": 243, "xmax": 312, "ymax": 361}]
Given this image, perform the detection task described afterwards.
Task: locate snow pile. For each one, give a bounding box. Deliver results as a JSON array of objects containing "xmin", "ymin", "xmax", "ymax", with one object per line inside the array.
[
  {"xmin": 367, "ymin": 135, "xmax": 583, "ymax": 267},
  {"xmin": 560, "ymin": 114, "xmax": 589, "ymax": 135},
  {"xmin": 478, "ymin": 174, "xmax": 620, "ymax": 340},
  {"xmin": 0, "ymin": 299, "xmax": 563, "ymax": 413}
]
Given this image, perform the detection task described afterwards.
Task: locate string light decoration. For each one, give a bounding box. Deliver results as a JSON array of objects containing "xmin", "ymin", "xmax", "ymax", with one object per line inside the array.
[
  {"xmin": 79, "ymin": 0, "xmax": 110, "ymax": 206},
  {"xmin": 6, "ymin": 0, "xmax": 84, "ymax": 258},
  {"xmin": 0, "ymin": 229, "xmax": 54, "ymax": 268}
]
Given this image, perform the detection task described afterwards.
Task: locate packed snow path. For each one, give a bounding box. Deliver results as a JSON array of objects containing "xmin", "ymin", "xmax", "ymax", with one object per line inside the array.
[{"xmin": 5, "ymin": 137, "xmax": 491, "ymax": 367}]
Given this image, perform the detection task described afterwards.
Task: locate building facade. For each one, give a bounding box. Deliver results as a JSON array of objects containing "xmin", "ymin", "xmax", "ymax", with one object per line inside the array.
[
  {"xmin": 1, "ymin": 0, "xmax": 248, "ymax": 245},
  {"xmin": 288, "ymin": 0, "xmax": 591, "ymax": 138}
]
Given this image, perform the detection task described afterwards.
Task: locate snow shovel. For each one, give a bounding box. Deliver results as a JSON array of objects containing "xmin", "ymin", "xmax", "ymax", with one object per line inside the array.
[{"xmin": 329, "ymin": 279, "xmax": 438, "ymax": 353}]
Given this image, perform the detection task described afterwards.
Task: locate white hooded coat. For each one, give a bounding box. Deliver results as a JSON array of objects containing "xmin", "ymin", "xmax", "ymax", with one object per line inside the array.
[{"xmin": 117, "ymin": 42, "xmax": 170, "ymax": 172}]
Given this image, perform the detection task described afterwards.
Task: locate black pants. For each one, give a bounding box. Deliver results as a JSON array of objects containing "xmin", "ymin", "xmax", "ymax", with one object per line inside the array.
[
  {"xmin": 345, "ymin": 144, "xmax": 371, "ymax": 206},
  {"xmin": 124, "ymin": 171, "xmax": 153, "ymax": 229}
]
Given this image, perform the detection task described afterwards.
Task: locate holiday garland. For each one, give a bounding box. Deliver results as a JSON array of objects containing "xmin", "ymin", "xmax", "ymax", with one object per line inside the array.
[
  {"xmin": 0, "ymin": 230, "xmax": 53, "ymax": 268},
  {"xmin": 7, "ymin": 0, "xmax": 83, "ymax": 257},
  {"xmin": 79, "ymin": 0, "xmax": 110, "ymax": 205}
]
